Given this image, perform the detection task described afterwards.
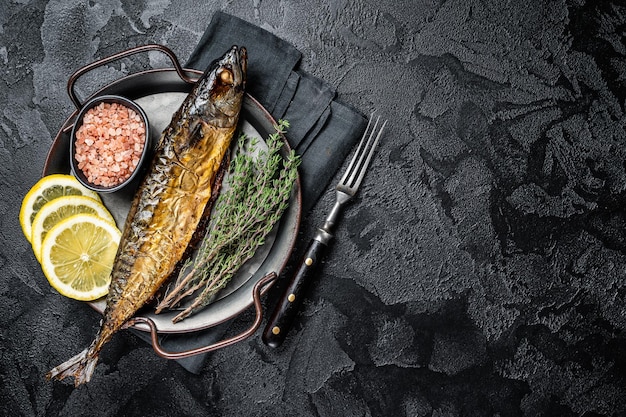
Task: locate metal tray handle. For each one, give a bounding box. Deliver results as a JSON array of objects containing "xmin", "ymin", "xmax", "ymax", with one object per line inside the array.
[
  {"xmin": 126, "ymin": 272, "xmax": 278, "ymax": 359},
  {"xmin": 67, "ymin": 43, "xmax": 196, "ymax": 109}
]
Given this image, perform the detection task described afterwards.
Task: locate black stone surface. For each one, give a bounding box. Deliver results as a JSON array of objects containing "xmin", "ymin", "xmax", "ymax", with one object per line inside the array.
[{"xmin": 2, "ymin": 1, "xmax": 626, "ymax": 416}]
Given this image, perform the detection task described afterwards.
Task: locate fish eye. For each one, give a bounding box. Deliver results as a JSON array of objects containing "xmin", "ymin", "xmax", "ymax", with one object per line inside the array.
[{"xmin": 218, "ymin": 68, "xmax": 233, "ymax": 85}]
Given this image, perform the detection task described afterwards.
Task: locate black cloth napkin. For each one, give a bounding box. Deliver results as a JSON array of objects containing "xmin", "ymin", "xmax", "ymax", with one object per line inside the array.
[{"xmin": 134, "ymin": 11, "xmax": 367, "ymax": 373}]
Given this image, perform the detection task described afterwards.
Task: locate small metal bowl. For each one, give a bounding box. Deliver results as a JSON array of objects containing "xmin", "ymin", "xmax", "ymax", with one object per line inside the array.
[{"xmin": 70, "ymin": 95, "xmax": 150, "ymax": 193}]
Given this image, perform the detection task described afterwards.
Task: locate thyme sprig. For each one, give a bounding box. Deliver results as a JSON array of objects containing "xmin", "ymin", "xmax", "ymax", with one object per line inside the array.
[{"xmin": 155, "ymin": 120, "xmax": 300, "ymax": 322}]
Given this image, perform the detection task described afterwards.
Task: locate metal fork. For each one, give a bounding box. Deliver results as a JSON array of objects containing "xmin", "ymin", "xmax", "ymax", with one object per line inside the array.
[{"xmin": 262, "ymin": 114, "xmax": 387, "ymax": 348}]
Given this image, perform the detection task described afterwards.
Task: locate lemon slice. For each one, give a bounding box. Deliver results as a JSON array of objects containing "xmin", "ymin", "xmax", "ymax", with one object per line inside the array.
[
  {"xmin": 31, "ymin": 195, "xmax": 115, "ymax": 262},
  {"xmin": 40, "ymin": 213, "xmax": 121, "ymax": 301},
  {"xmin": 19, "ymin": 174, "xmax": 101, "ymax": 242}
]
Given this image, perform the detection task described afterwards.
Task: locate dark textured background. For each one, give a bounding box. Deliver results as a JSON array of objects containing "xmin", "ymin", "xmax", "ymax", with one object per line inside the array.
[{"xmin": 2, "ymin": 1, "xmax": 626, "ymax": 416}]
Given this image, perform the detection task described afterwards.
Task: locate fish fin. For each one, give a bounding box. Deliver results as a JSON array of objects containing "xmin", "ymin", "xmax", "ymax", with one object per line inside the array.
[
  {"xmin": 46, "ymin": 346, "xmax": 99, "ymax": 387},
  {"xmin": 187, "ymin": 119, "xmax": 205, "ymax": 147}
]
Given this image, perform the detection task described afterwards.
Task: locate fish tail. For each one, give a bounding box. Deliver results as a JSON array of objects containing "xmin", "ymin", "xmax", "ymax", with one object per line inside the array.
[{"xmin": 46, "ymin": 343, "xmax": 100, "ymax": 387}]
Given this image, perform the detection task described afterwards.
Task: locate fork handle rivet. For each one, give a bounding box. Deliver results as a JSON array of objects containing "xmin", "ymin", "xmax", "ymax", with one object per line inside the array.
[
  {"xmin": 288, "ymin": 294, "xmax": 296, "ymax": 302},
  {"xmin": 305, "ymin": 257, "xmax": 313, "ymax": 266},
  {"xmin": 272, "ymin": 326, "xmax": 281, "ymax": 335}
]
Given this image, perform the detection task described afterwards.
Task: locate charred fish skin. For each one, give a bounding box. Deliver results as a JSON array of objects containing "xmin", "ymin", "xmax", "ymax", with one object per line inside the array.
[{"xmin": 46, "ymin": 46, "xmax": 247, "ymax": 386}]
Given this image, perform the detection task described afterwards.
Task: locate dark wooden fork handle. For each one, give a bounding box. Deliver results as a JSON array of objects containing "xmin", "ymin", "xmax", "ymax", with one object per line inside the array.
[{"xmin": 262, "ymin": 238, "xmax": 328, "ymax": 348}]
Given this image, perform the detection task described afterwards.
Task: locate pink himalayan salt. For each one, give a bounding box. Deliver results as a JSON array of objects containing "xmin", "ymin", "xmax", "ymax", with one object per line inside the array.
[{"xmin": 74, "ymin": 101, "xmax": 146, "ymax": 188}]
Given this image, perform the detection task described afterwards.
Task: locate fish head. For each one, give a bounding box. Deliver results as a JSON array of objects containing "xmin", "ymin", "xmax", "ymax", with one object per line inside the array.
[{"xmin": 195, "ymin": 45, "xmax": 247, "ymax": 125}]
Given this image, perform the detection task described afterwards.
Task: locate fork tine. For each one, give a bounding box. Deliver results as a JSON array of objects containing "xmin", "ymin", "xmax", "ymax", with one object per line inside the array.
[
  {"xmin": 341, "ymin": 114, "xmax": 376, "ymax": 182},
  {"xmin": 350, "ymin": 117, "xmax": 386, "ymax": 188},
  {"xmin": 341, "ymin": 115, "xmax": 387, "ymax": 190}
]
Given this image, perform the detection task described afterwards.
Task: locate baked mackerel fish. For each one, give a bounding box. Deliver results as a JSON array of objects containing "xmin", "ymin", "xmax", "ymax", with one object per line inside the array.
[{"xmin": 46, "ymin": 45, "xmax": 247, "ymax": 386}]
